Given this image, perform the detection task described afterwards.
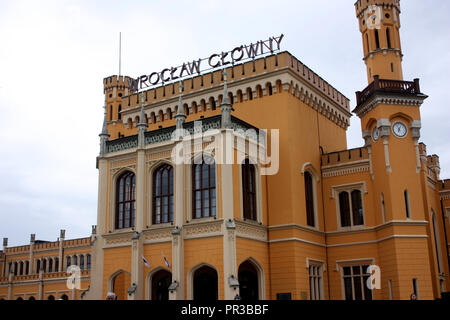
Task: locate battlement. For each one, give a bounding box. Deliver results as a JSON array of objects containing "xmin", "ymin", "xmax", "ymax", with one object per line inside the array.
[
  {"xmin": 426, "ymin": 154, "xmax": 440, "ymax": 168},
  {"xmin": 440, "ymin": 179, "xmax": 450, "ymax": 190},
  {"xmin": 419, "ymin": 142, "xmax": 427, "ymax": 156},
  {"xmin": 354, "ymin": 0, "xmax": 400, "ymax": 17},
  {"xmin": 4, "ymin": 237, "xmax": 91, "ymax": 254},
  {"xmin": 103, "ymin": 75, "xmax": 135, "ymax": 94},
  {"xmin": 322, "ymin": 147, "xmax": 369, "ymax": 166},
  {"xmin": 116, "ymin": 51, "xmax": 350, "ymax": 114}
]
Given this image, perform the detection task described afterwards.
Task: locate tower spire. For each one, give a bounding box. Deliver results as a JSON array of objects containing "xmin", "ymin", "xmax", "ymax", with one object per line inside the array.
[
  {"xmin": 137, "ymin": 92, "xmax": 148, "ymax": 148},
  {"xmin": 99, "ymin": 101, "xmax": 110, "ymax": 156},
  {"xmin": 220, "ymin": 70, "xmax": 232, "ymax": 129},
  {"xmin": 174, "ymin": 81, "xmax": 187, "ymax": 139}
]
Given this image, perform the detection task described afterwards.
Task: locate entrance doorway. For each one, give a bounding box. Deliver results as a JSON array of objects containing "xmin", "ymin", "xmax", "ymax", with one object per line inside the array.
[
  {"xmin": 238, "ymin": 260, "xmax": 259, "ymax": 301},
  {"xmin": 152, "ymin": 269, "xmax": 172, "ymax": 300},
  {"xmin": 193, "ymin": 265, "xmax": 218, "ymax": 301}
]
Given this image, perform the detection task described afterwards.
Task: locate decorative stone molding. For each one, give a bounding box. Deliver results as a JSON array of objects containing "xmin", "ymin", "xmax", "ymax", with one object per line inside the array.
[
  {"xmin": 354, "ymin": 94, "xmax": 426, "ymax": 118},
  {"xmin": 184, "ymin": 219, "xmax": 223, "ymax": 240},
  {"xmin": 235, "ymin": 220, "xmax": 267, "ymax": 242},
  {"xmin": 103, "ymin": 231, "xmax": 134, "ymax": 247},
  {"xmin": 322, "ymin": 160, "xmax": 370, "ymax": 178},
  {"xmin": 439, "ymin": 191, "xmax": 450, "ymax": 200},
  {"xmin": 410, "ymin": 120, "xmax": 421, "ymax": 139},
  {"xmin": 330, "ymin": 181, "xmax": 368, "ymax": 199},
  {"xmin": 142, "ymin": 227, "xmax": 172, "ymax": 244}
]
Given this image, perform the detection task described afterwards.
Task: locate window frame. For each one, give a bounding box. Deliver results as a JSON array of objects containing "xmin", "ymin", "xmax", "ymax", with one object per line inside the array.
[
  {"xmin": 115, "ymin": 171, "xmax": 136, "ymax": 230},
  {"xmin": 242, "ymin": 159, "xmax": 258, "ymax": 221},
  {"xmin": 192, "ymin": 157, "xmax": 217, "ymax": 219},
  {"xmin": 332, "ymin": 182, "xmax": 367, "ymax": 230},
  {"xmin": 152, "ymin": 163, "xmax": 174, "ymax": 225},
  {"xmin": 341, "ymin": 264, "xmax": 372, "ymax": 301}
]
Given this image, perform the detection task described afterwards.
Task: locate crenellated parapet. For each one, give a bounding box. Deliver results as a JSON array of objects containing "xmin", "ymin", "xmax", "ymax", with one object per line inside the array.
[{"xmin": 355, "ymin": 0, "xmax": 400, "ymax": 18}]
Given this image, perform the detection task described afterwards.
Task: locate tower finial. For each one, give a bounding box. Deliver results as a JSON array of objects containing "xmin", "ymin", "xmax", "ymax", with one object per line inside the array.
[
  {"xmin": 99, "ymin": 100, "xmax": 110, "ymax": 156},
  {"xmin": 220, "ymin": 70, "xmax": 232, "ymax": 129},
  {"xmin": 174, "ymin": 81, "xmax": 187, "ymax": 140},
  {"xmin": 137, "ymin": 92, "xmax": 148, "ymax": 148}
]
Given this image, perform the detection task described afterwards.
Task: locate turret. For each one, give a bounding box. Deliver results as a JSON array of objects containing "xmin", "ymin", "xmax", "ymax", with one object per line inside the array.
[{"xmin": 355, "ymin": 0, "xmax": 403, "ymax": 83}]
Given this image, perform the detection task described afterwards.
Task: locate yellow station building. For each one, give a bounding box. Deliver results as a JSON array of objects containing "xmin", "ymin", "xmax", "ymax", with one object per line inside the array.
[{"xmin": 1, "ymin": 0, "xmax": 449, "ymax": 300}]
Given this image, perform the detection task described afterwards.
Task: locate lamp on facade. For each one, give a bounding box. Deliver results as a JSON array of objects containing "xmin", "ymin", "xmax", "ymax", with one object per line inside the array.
[
  {"xmin": 228, "ymin": 275, "xmax": 239, "ymax": 290},
  {"xmin": 168, "ymin": 280, "xmax": 179, "ymax": 294}
]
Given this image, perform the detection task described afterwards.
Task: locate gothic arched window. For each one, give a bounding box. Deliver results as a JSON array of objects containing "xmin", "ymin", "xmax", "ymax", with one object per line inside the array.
[
  {"xmin": 242, "ymin": 159, "xmax": 257, "ymax": 221},
  {"xmin": 153, "ymin": 164, "xmax": 174, "ymax": 224},
  {"xmin": 192, "ymin": 157, "xmax": 216, "ymax": 219},
  {"xmin": 116, "ymin": 171, "xmax": 136, "ymax": 229}
]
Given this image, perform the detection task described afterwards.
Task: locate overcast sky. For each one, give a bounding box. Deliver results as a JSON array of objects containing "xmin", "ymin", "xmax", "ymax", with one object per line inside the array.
[{"xmin": 1, "ymin": 0, "xmax": 449, "ymax": 247}]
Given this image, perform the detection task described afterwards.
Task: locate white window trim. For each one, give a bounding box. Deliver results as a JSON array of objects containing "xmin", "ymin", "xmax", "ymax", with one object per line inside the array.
[
  {"xmin": 148, "ymin": 160, "xmax": 175, "ymax": 228},
  {"xmin": 338, "ymin": 259, "xmax": 375, "ymax": 301},
  {"xmin": 306, "ymin": 258, "xmax": 325, "ymax": 300},
  {"xmin": 331, "ymin": 182, "xmax": 367, "ymax": 231},
  {"xmin": 110, "ymin": 167, "xmax": 137, "ymax": 232}
]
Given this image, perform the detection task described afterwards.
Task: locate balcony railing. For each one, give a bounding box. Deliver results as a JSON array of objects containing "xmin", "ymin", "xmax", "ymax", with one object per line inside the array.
[{"xmin": 356, "ymin": 76, "xmax": 421, "ymax": 106}]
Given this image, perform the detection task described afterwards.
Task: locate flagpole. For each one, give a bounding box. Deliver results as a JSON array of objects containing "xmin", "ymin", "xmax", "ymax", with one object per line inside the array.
[{"xmin": 119, "ymin": 32, "xmax": 122, "ymax": 77}]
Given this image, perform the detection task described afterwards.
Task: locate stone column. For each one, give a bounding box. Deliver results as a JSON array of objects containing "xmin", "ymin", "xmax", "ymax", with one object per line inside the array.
[
  {"xmin": 88, "ymin": 157, "xmax": 108, "ymax": 300},
  {"xmin": 170, "ymin": 157, "xmax": 185, "ymax": 300},
  {"xmin": 220, "ymin": 130, "xmax": 238, "ymax": 300},
  {"xmin": 59, "ymin": 230, "xmax": 65, "ymax": 272},
  {"xmin": 129, "ymin": 149, "xmax": 145, "ymax": 300},
  {"xmin": 29, "ymin": 234, "xmax": 35, "ymax": 275},
  {"xmin": 38, "ymin": 270, "xmax": 43, "ymax": 300},
  {"xmin": 378, "ymin": 119, "xmax": 391, "ymax": 173}
]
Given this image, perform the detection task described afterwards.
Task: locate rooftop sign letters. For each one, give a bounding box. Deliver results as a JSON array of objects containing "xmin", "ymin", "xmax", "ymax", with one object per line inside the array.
[{"xmin": 128, "ymin": 34, "xmax": 284, "ymax": 93}]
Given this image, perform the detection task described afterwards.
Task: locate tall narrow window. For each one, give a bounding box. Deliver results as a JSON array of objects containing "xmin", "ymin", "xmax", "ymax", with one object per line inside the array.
[
  {"xmin": 404, "ymin": 190, "xmax": 410, "ymax": 219},
  {"xmin": 339, "ymin": 192, "xmax": 351, "ymax": 227},
  {"xmin": 42, "ymin": 259, "xmax": 47, "ymax": 273},
  {"xmin": 73, "ymin": 256, "xmax": 78, "ymax": 266},
  {"xmin": 54, "ymin": 258, "xmax": 59, "ymax": 272},
  {"xmin": 391, "ymin": 63, "xmax": 394, "ymax": 73},
  {"xmin": 25, "ymin": 261, "xmax": 29, "ymax": 275},
  {"xmin": 381, "ymin": 193, "xmax": 386, "ymax": 223},
  {"xmin": 116, "ymin": 171, "xmax": 136, "ymax": 229},
  {"xmin": 242, "ymin": 159, "xmax": 257, "ymax": 221},
  {"xmin": 109, "ymin": 105, "xmax": 113, "ymax": 121},
  {"xmin": 86, "ymin": 255, "xmax": 91, "ymax": 270},
  {"xmin": 80, "ymin": 255, "xmax": 85, "ymax": 270},
  {"xmin": 432, "ymin": 211, "xmax": 444, "ymax": 274},
  {"xmin": 342, "ymin": 265, "xmax": 372, "ymax": 300},
  {"xmin": 365, "ymin": 33, "xmax": 370, "ymax": 52},
  {"xmin": 66, "ymin": 256, "xmax": 71, "ymax": 269},
  {"xmin": 309, "ymin": 264, "xmax": 323, "ymax": 300},
  {"xmin": 118, "ymin": 105, "xmax": 122, "ymax": 120},
  {"xmin": 386, "ymin": 28, "xmax": 392, "ymax": 48},
  {"xmin": 192, "ymin": 157, "xmax": 216, "ymax": 219},
  {"xmin": 48, "ymin": 259, "xmax": 53, "ymax": 273},
  {"xmin": 375, "ymin": 30, "xmax": 380, "ymax": 49},
  {"xmin": 412, "ymin": 278, "xmax": 419, "ymax": 299},
  {"xmin": 36, "ymin": 260, "xmax": 40, "ymax": 273},
  {"xmin": 304, "ymin": 171, "xmax": 315, "ymax": 227},
  {"xmin": 153, "ymin": 164, "xmax": 174, "ymax": 224},
  {"xmin": 351, "ymin": 190, "xmax": 364, "ymax": 225}
]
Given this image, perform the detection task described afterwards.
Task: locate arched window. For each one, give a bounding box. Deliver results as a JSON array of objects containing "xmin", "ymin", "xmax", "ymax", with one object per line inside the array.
[
  {"xmin": 118, "ymin": 105, "xmax": 122, "ymax": 120},
  {"xmin": 192, "ymin": 157, "xmax": 216, "ymax": 219},
  {"xmin": 242, "ymin": 159, "xmax": 257, "ymax": 221},
  {"xmin": 266, "ymin": 83, "xmax": 273, "ymax": 96},
  {"xmin": 73, "ymin": 255, "xmax": 78, "ymax": 266},
  {"xmin": 386, "ymin": 28, "xmax": 392, "ymax": 48},
  {"xmin": 25, "ymin": 261, "xmax": 29, "ymax": 275},
  {"xmin": 153, "ymin": 164, "xmax": 174, "ymax": 224},
  {"xmin": 80, "ymin": 255, "xmax": 85, "ymax": 270},
  {"xmin": 247, "ymin": 88, "xmax": 253, "ymax": 100},
  {"xmin": 209, "ymin": 98, "xmax": 216, "ymax": 110},
  {"xmin": 66, "ymin": 256, "xmax": 71, "ymax": 269},
  {"xmin": 48, "ymin": 258, "xmax": 53, "ymax": 273},
  {"xmin": 304, "ymin": 171, "xmax": 315, "ymax": 227},
  {"xmin": 86, "ymin": 254, "xmax": 91, "ymax": 270},
  {"xmin": 54, "ymin": 258, "xmax": 59, "ymax": 272},
  {"xmin": 116, "ymin": 171, "xmax": 136, "ymax": 229}
]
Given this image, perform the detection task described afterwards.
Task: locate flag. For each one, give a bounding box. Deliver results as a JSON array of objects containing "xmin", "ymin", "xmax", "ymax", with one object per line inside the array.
[
  {"xmin": 142, "ymin": 255, "xmax": 150, "ymax": 268},
  {"xmin": 162, "ymin": 252, "xmax": 170, "ymax": 268}
]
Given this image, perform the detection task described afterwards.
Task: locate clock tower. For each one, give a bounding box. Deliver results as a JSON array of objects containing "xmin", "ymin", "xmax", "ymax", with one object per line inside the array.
[{"xmin": 353, "ymin": 0, "xmax": 437, "ymax": 299}]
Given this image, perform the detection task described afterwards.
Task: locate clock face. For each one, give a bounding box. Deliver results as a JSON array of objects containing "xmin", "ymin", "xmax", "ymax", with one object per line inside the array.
[
  {"xmin": 372, "ymin": 126, "xmax": 380, "ymax": 141},
  {"xmin": 392, "ymin": 122, "xmax": 407, "ymax": 138}
]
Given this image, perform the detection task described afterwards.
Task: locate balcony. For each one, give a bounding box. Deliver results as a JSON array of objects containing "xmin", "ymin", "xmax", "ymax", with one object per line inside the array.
[{"xmin": 355, "ymin": 76, "xmax": 422, "ymax": 106}]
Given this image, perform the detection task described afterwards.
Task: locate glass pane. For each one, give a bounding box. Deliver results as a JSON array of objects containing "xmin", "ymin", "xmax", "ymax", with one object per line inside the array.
[
  {"xmin": 162, "ymin": 197, "xmax": 168, "ymax": 223},
  {"xmin": 344, "ymin": 277, "xmax": 353, "ymax": 300},
  {"xmin": 363, "ymin": 275, "xmax": 372, "ymax": 300},
  {"xmin": 169, "ymin": 167, "xmax": 173, "ymax": 194},
  {"xmin": 339, "ymin": 192, "xmax": 350, "ymax": 227},
  {"xmin": 209, "ymin": 164, "xmax": 215, "ymax": 187},
  {"xmin": 202, "ymin": 164, "xmax": 209, "ymax": 188},
  {"xmin": 195, "ymin": 165, "xmax": 201, "ymax": 189},
  {"xmin": 343, "ymin": 266, "xmax": 351, "ymax": 276},
  {"xmin": 131, "ymin": 175, "xmax": 136, "ymax": 199},
  {"xmin": 119, "ymin": 179, "xmax": 124, "ymax": 201},
  {"xmin": 351, "ymin": 190, "xmax": 364, "ymax": 225},
  {"xmin": 352, "ymin": 266, "xmax": 361, "ymax": 275},
  {"xmin": 155, "ymin": 171, "xmax": 161, "ymax": 195},
  {"xmin": 162, "ymin": 170, "xmax": 168, "ymax": 194},
  {"xmin": 354, "ymin": 277, "xmax": 363, "ymax": 300}
]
